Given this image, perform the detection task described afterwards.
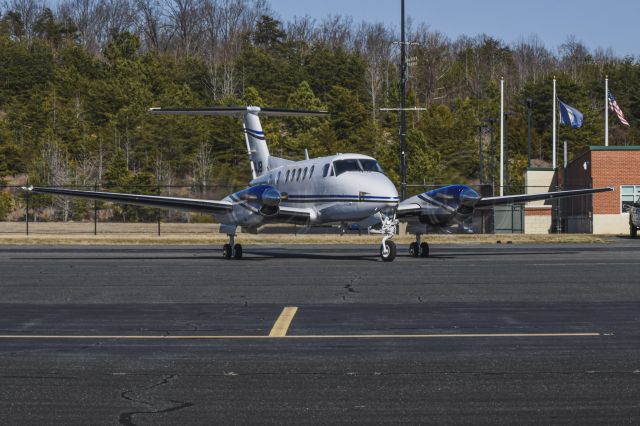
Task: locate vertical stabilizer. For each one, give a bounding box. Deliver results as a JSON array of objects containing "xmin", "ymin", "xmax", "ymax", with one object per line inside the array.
[{"xmin": 243, "ymin": 107, "xmax": 270, "ymax": 178}]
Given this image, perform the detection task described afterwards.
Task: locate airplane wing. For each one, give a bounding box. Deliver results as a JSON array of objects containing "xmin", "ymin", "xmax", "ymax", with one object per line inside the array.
[
  {"xmin": 475, "ymin": 187, "xmax": 613, "ymax": 208},
  {"xmin": 24, "ymin": 186, "xmax": 233, "ymax": 214},
  {"xmin": 270, "ymin": 206, "xmax": 313, "ymax": 225},
  {"xmin": 396, "ymin": 202, "xmax": 424, "ymax": 218}
]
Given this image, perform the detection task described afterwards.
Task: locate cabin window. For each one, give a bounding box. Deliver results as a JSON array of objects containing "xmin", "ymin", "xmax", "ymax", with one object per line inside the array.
[
  {"xmin": 302, "ymin": 167, "xmax": 308, "ymax": 180},
  {"xmin": 296, "ymin": 168, "xmax": 302, "ymax": 181},
  {"xmin": 322, "ymin": 163, "xmax": 329, "ymax": 177},
  {"xmin": 277, "ymin": 171, "xmax": 281, "ymax": 184},
  {"xmin": 285, "ymin": 170, "xmax": 290, "ymax": 182},
  {"xmin": 309, "ymin": 165, "xmax": 315, "ymax": 179}
]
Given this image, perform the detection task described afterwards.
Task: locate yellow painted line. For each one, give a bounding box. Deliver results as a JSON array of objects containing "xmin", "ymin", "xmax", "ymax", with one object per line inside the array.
[
  {"xmin": 0, "ymin": 332, "xmax": 600, "ymax": 340},
  {"xmin": 268, "ymin": 306, "xmax": 299, "ymax": 337}
]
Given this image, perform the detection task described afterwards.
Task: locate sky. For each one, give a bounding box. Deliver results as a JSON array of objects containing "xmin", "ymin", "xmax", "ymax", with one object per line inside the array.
[{"xmin": 268, "ymin": 0, "xmax": 640, "ymax": 57}]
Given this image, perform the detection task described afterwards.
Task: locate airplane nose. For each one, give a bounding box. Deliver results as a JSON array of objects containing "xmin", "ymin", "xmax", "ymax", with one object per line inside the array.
[
  {"xmin": 381, "ymin": 176, "xmax": 399, "ymax": 201},
  {"xmin": 262, "ymin": 187, "xmax": 281, "ymax": 207}
]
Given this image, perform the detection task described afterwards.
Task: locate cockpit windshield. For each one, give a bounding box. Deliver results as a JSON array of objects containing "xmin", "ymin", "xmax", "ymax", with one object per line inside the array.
[
  {"xmin": 360, "ymin": 159, "xmax": 384, "ymax": 173},
  {"xmin": 333, "ymin": 159, "xmax": 384, "ymax": 176}
]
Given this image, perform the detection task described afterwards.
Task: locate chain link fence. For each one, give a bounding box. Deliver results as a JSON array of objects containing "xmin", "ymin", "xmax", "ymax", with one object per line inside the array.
[{"xmin": 0, "ymin": 182, "xmax": 593, "ymax": 235}]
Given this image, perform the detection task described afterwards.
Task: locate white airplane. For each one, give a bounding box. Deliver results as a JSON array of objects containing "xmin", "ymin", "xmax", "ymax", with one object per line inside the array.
[{"xmin": 26, "ymin": 106, "xmax": 612, "ymax": 262}]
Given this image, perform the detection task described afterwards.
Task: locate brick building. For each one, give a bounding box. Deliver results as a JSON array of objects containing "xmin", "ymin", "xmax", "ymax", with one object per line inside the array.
[{"xmin": 525, "ymin": 146, "xmax": 640, "ymax": 234}]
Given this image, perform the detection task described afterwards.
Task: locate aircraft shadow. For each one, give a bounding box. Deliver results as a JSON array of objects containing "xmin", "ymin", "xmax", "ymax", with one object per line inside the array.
[
  {"xmin": 427, "ymin": 250, "xmax": 579, "ymax": 258},
  {"xmin": 242, "ymin": 250, "xmax": 380, "ymax": 262}
]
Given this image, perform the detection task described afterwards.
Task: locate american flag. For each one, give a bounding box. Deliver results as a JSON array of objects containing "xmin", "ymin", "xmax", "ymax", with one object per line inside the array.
[{"xmin": 608, "ymin": 90, "xmax": 630, "ymax": 126}]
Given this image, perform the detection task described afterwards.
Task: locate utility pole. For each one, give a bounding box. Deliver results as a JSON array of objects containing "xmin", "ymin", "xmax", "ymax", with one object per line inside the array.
[
  {"xmin": 477, "ymin": 125, "xmax": 484, "ymax": 184},
  {"xmin": 552, "ymin": 76, "xmax": 557, "ymax": 169},
  {"xmin": 527, "ymin": 99, "xmax": 533, "ymax": 168},
  {"xmin": 505, "ymin": 113, "xmax": 509, "ymax": 195},
  {"xmin": 499, "ymin": 77, "xmax": 504, "ymax": 196},
  {"xmin": 482, "ymin": 117, "xmax": 497, "ymax": 194},
  {"xmin": 605, "ymin": 76, "xmax": 609, "ymax": 146},
  {"xmin": 504, "ymin": 111, "xmax": 515, "ymax": 195},
  {"xmin": 399, "ymin": 0, "xmax": 407, "ymax": 200}
]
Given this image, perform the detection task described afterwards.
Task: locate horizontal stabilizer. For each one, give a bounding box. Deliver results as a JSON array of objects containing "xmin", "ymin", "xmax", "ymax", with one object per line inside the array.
[
  {"xmin": 475, "ymin": 187, "xmax": 613, "ymax": 208},
  {"xmin": 148, "ymin": 106, "xmax": 328, "ymax": 117}
]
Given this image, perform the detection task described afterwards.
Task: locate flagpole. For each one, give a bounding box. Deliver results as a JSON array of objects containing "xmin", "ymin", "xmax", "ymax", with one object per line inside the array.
[
  {"xmin": 500, "ymin": 77, "xmax": 504, "ymax": 197},
  {"xmin": 605, "ymin": 76, "xmax": 609, "ymax": 146},
  {"xmin": 552, "ymin": 77, "xmax": 557, "ymax": 169}
]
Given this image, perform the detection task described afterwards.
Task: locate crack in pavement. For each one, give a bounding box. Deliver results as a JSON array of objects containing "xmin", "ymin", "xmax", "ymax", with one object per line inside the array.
[{"xmin": 118, "ymin": 374, "xmax": 193, "ymax": 426}]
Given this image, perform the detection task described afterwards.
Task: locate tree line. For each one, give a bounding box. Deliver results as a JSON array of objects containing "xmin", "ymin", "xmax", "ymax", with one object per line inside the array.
[{"xmin": 0, "ymin": 0, "xmax": 639, "ymax": 221}]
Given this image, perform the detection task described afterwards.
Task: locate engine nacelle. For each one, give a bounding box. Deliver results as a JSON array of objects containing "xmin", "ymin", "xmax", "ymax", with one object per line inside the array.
[
  {"xmin": 414, "ymin": 185, "xmax": 480, "ymax": 227},
  {"xmin": 228, "ymin": 185, "xmax": 282, "ymax": 227}
]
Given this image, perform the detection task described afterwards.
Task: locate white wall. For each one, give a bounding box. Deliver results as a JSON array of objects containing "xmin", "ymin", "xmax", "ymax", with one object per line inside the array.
[
  {"xmin": 524, "ymin": 214, "xmax": 552, "ymax": 234},
  {"xmin": 593, "ymin": 213, "xmax": 630, "ymax": 234}
]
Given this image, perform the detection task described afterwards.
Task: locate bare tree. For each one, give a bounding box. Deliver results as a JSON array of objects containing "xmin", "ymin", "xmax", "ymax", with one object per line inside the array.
[
  {"xmin": 512, "ymin": 35, "xmax": 554, "ymax": 88},
  {"xmin": 285, "ymin": 14, "xmax": 317, "ymax": 44},
  {"xmin": 202, "ymin": 0, "xmax": 261, "ymax": 98},
  {"xmin": 40, "ymin": 140, "xmax": 73, "ymax": 221},
  {"xmin": 191, "ymin": 140, "xmax": 213, "ymax": 190},
  {"xmin": 164, "ymin": 0, "xmax": 204, "ymax": 58},
  {"xmin": 3, "ymin": 0, "xmax": 44, "ymax": 41},
  {"xmin": 355, "ymin": 22, "xmax": 392, "ymax": 119},
  {"xmin": 559, "ymin": 35, "xmax": 591, "ymax": 81},
  {"xmin": 93, "ymin": 0, "xmax": 136, "ymax": 51},
  {"xmin": 57, "ymin": 0, "xmax": 99, "ymax": 51},
  {"xmin": 134, "ymin": 0, "xmax": 168, "ymax": 51},
  {"xmin": 412, "ymin": 24, "xmax": 452, "ymax": 105},
  {"xmin": 317, "ymin": 15, "xmax": 353, "ymax": 50}
]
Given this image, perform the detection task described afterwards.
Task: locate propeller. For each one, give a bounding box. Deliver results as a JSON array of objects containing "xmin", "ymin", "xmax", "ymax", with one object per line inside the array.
[{"xmin": 231, "ymin": 185, "xmax": 284, "ymax": 216}]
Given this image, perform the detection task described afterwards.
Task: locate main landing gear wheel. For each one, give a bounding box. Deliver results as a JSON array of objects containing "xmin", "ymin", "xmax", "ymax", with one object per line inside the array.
[
  {"xmin": 222, "ymin": 243, "xmax": 232, "ymax": 259},
  {"xmin": 380, "ymin": 240, "xmax": 397, "ymax": 262},
  {"xmin": 222, "ymin": 234, "xmax": 243, "ymax": 260},
  {"xmin": 410, "ymin": 235, "xmax": 430, "ymax": 258},
  {"xmin": 420, "ymin": 242, "xmax": 430, "ymax": 258}
]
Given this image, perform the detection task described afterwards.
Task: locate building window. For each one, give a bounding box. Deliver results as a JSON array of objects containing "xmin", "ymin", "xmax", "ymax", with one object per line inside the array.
[{"xmin": 621, "ymin": 185, "xmax": 640, "ymax": 212}]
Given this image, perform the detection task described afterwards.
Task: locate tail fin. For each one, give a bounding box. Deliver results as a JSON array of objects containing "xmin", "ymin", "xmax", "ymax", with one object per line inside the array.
[{"xmin": 149, "ymin": 106, "xmax": 327, "ymax": 179}]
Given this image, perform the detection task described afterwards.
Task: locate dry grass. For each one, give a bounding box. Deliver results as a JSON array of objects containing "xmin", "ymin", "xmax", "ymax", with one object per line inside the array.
[{"xmin": 0, "ymin": 222, "xmax": 611, "ymax": 245}]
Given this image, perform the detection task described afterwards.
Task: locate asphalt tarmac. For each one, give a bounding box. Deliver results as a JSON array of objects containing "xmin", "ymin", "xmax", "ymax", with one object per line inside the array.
[{"xmin": 0, "ymin": 240, "xmax": 639, "ymax": 424}]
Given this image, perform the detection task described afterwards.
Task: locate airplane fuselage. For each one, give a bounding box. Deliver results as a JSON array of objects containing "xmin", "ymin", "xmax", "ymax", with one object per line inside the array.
[{"xmin": 218, "ymin": 153, "xmax": 399, "ymax": 229}]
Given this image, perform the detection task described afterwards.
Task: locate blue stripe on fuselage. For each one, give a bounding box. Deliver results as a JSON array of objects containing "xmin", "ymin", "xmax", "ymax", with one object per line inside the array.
[{"xmin": 287, "ymin": 194, "xmax": 399, "ymax": 200}]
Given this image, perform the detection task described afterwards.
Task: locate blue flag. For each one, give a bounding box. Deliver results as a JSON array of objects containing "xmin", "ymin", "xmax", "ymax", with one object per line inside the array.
[{"xmin": 558, "ymin": 99, "xmax": 584, "ymax": 128}]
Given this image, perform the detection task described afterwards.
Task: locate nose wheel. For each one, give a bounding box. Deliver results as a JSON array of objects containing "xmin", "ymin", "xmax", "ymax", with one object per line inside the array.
[
  {"xmin": 380, "ymin": 239, "xmax": 396, "ymax": 262},
  {"xmin": 222, "ymin": 235, "xmax": 243, "ymax": 259}
]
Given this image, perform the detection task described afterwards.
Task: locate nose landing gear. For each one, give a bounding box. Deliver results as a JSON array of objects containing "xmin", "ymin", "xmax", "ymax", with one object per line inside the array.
[
  {"xmin": 371, "ymin": 213, "xmax": 398, "ymax": 262},
  {"xmin": 222, "ymin": 234, "xmax": 243, "ymax": 259}
]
